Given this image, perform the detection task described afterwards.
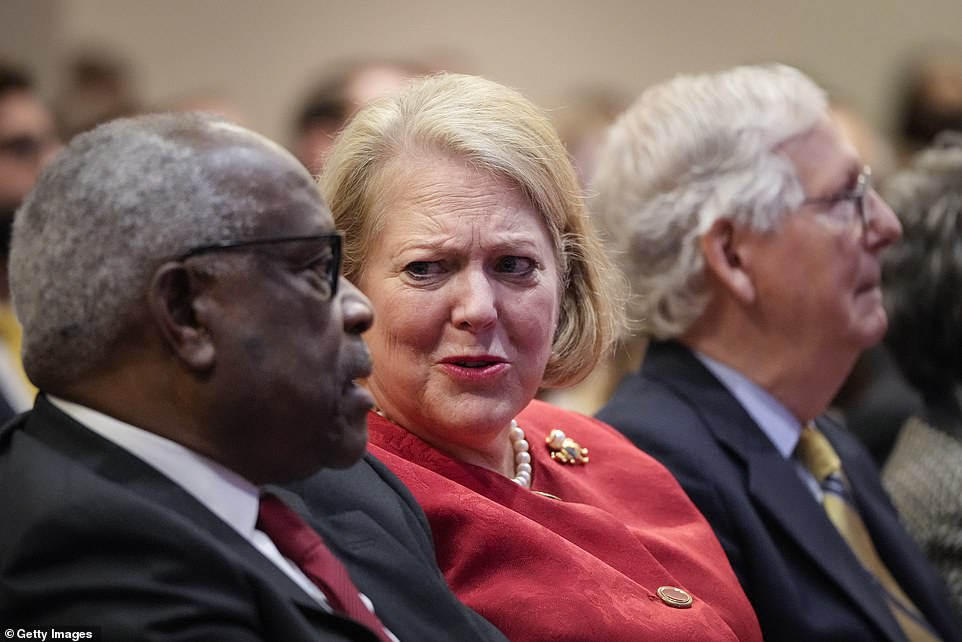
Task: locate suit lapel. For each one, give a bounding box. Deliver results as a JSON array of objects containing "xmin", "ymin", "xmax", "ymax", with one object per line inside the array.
[
  {"xmin": 644, "ymin": 342, "xmax": 906, "ymax": 642},
  {"xmin": 744, "ymin": 449, "xmax": 903, "ymax": 641}
]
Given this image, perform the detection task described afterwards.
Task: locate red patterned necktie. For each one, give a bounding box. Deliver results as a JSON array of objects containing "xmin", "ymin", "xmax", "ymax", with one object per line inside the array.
[{"xmin": 257, "ymin": 493, "xmax": 392, "ymax": 642}]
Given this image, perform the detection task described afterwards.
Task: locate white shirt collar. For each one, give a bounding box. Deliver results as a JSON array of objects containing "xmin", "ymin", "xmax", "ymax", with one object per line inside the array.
[
  {"xmin": 694, "ymin": 351, "xmax": 803, "ymax": 459},
  {"xmin": 46, "ymin": 395, "xmax": 260, "ymax": 540},
  {"xmin": 44, "ymin": 396, "xmax": 422, "ymax": 637}
]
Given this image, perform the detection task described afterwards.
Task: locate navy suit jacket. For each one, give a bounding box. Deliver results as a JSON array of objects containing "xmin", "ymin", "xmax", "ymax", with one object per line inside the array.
[
  {"xmin": 597, "ymin": 340, "xmax": 961, "ymax": 642},
  {"xmin": 0, "ymin": 395, "xmax": 506, "ymax": 642}
]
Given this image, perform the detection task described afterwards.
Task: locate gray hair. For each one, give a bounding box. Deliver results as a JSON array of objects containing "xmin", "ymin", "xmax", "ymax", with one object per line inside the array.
[
  {"xmin": 590, "ymin": 64, "xmax": 827, "ymax": 338},
  {"xmin": 321, "ymin": 72, "xmax": 626, "ymax": 388},
  {"xmin": 11, "ymin": 112, "xmax": 274, "ymax": 386},
  {"xmin": 881, "ymin": 132, "xmax": 962, "ymax": 397}
]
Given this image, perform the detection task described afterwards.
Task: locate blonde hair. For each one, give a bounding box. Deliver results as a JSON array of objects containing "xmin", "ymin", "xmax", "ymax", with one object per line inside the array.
[{"xmin": 321, "ymin": 73, "xmax": 626, "ymax": 387}]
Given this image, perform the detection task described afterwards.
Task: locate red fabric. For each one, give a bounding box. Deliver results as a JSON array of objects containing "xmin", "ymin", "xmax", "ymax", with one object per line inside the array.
[
  {"xmin": 368, "ymin": 399, "xmax": 763, "ymax": 642},
  {"xmin": 257, "ymin": 493, "xmax": 392, "ymax": 642}
]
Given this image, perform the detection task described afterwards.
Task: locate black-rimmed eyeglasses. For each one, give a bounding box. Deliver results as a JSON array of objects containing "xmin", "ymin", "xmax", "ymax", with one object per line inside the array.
[
  {"xmin": 177, "ymin": 233, "xmax": 342, "ymax": 300},
  {"xmin": 801, "ymin": 166, "xmax": 873, "ymax": 229}
]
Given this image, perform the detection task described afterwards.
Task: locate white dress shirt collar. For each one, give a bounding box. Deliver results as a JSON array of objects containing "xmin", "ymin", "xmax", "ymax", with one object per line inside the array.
[
  {"xmin": 46, "ymin": 394, "xmax": 260, "ymax": 538},
  {"xmin": 43, "ymin": 395, "xmax": 400, "ymax": 630}
]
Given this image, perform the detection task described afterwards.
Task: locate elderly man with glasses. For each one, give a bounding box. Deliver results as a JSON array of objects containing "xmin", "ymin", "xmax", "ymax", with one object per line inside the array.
[
  {"xmin": 593, "ymin": 64, "xmax": 961, "ymax": 642},
  {"xmin": 0, "ymin": 112, "xmax": 508, "ymax": 642}
]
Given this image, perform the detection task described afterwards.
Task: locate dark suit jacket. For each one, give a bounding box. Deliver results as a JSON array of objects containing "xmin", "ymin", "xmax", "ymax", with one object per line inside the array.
[
  {"xmin": 284, "ymin": 456, "xmax": 509, "ymax": 642},
  {"xmin": 0, "ymin": 395, "xmax": 505, "ymax": 642},
  {"xmin": 596, "ymin": 340, "xmax": 962, "ymax": 642},
  {"xmin": 0, "ymin": 391, "xmax": 16, "ymax": 427}
]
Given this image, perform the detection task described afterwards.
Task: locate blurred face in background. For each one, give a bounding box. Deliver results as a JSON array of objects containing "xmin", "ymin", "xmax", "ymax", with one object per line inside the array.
[{"xmin": 0, "ymin": 89, "xmax": 60, "ymax": 209}]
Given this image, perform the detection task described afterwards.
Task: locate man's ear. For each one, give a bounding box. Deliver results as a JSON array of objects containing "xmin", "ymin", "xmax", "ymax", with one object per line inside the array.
[
  {"xmin": 700, "ymin": 218, "xmax": 756, "ymax": 305},
  {"xmin": 148, "ymin": 262, "xmax": 215, "ymax": 371}
]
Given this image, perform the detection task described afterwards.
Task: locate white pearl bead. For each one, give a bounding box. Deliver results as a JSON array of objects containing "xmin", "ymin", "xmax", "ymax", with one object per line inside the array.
[{"xmin": 508, "ymin": 419, "xmax": 533, "ymax": 488}]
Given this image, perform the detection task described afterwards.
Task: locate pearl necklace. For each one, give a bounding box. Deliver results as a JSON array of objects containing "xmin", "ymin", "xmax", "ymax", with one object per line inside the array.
[{"xmin": 508, "ymin": 419, "xmax": 533, "ymax": 488}]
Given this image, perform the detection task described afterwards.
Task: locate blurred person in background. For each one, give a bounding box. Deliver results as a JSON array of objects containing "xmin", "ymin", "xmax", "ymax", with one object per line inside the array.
[
  {"xmin": 319, "ymin": 72, "xmax": 763, "ymax": 642},
  {"xmin": 166, "ymin": 87, "xmax": 249, "ymax": 126},
  {"xmin": 881, "ymin": 131, "xmax": 962, "ymax": 619},
  {"xmin": 289, "ymin": 59, "xmax": 430, "ymax": 176},
  {"xmin": 539, "ymin": 86, "xmax": 644, "ymax": 417},
  {"xmin": 0, "ymin": 61, "xmax": 59, "ymax": 421},
  {"xmin": 53, "ymin": 47, "xmax": 142, "ymax": 141},
  {"xmin": 593, "ymin": 63, "xmax": 960, "ymax": 642},
  {"xmin": 894, "ymin": 46, "xmax": 962, "ymax": 164},
  {"xmin": 553, "ymin": 86, "xmax": 630, "ymax": 189}
]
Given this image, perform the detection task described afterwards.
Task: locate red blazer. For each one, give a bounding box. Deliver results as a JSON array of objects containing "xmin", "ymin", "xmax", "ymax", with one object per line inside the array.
[{"xmin": 368, "ymin": 399, "xmax": 762, "ymax": 642}]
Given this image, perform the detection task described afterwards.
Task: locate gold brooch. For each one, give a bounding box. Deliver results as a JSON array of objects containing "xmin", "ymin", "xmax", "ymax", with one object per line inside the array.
[{"xmin": 545, "ymin": 429, "xmax": 589, "ymax": 465}]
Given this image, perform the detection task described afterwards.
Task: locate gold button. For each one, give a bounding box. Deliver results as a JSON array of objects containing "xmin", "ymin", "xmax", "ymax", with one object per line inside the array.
[{"xmin": 657, "ymin": 585, "xmax": 693, "ymax": 609}]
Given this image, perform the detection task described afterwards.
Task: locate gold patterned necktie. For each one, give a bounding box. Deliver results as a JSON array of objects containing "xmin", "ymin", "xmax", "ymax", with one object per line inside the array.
[{"xmin": 795, "ymin": 422, "xmax": 941, "ymax": 642}]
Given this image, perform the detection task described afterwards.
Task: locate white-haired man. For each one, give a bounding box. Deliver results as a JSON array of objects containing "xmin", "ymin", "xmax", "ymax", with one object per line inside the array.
[{"xmin": 594, "ymin": 64, "xmax": 961, "ymax": 642}]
